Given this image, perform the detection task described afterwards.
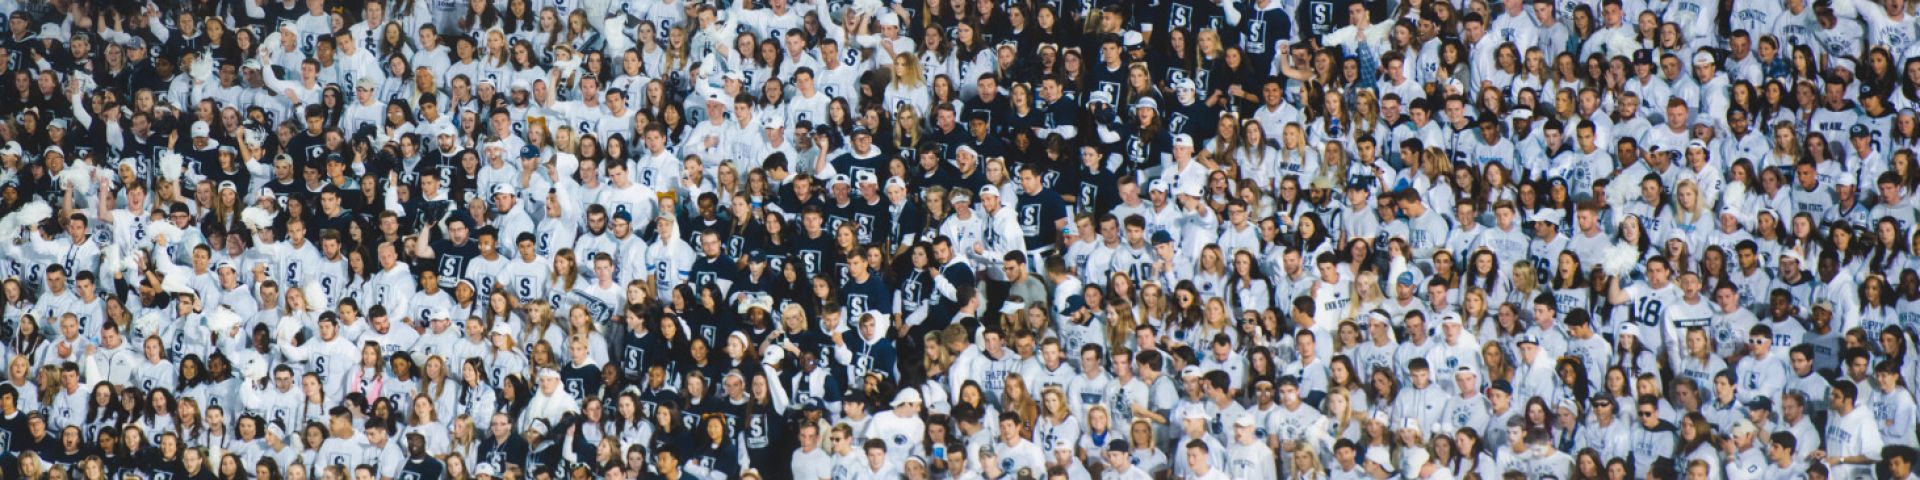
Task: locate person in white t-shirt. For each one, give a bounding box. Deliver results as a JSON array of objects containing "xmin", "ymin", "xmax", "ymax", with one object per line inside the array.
[
  {"xmin": 1183, "ymin": 439, "xmax": 1232, "ymax": 480},
  {"xmin": 865, "ymin": 388, "xmax": 928, "ymax": 465}
]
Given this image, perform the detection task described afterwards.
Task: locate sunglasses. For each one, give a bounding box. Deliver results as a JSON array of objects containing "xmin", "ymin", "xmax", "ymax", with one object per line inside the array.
[{"xmin": 1639, "ymin": 411, "xmax": 1656, "ymax": 417}]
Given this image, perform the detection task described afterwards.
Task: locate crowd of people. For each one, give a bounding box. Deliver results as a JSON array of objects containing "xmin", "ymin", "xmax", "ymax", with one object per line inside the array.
[{"xmin": 3, "ymin": 0, "xmax": 1920, "ymax": 478}]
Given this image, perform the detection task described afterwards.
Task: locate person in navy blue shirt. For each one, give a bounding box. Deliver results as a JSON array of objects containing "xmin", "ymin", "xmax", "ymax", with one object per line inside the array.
[
  {"xmin": 730, "ymin": 250, "xmax": 778, "ymax": 301},
  {"xmin": 831, "ymin": 126, "xmax": 887, "ymax": 182},
  {"xmin": 474, "ymin": 413, "xmax": 529, "ymax": 472},
  {"xmin": 835, "ymin": 311, "xmax": 900, "ymax": 382},
  {"xmin": 398, "ymin": 432, "xmax": 446, "ymax": 480},
  {"xmin": 1037, "ymin": 77, "xmax": 1084, "ymax": 140},
  {"xmin": 687, "ymin": 231, "xmax": 741, "ymax": 291},
  {"xmin": 1070, "ymin": 145, "xmax": 1123, "ymax": 216},
  {"xmin": 1015, "ymin": 164, "xmax": 1071, "ymax": 254},
  {"xmin": 840, "ymin": 252, "xmax": 893, "ymax": 320}
]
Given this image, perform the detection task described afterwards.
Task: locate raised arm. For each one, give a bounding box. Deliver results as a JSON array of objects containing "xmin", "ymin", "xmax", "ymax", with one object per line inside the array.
[{"xmin": 1606, "ymin": 273, "xmax": 1629, "ymax": 305}]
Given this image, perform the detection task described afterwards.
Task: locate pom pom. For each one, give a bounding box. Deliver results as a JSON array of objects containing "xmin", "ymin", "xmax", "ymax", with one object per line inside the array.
[
  {"xmin": 57, "ymin": 164, "xmax": 92, "ymax": 192},
  {"xmin": 159, "ymin": 272, "xmax": 193, "ymax": 295},
  {"xmin": 1601, "ymin": 242, "xmax": 1640, "ymax": 278},
  {"xmin": 603, "ymin": 15, "xmax": 633, "ymax": 54},
  {"xmin": 101, "ymin": 246, "xmax": 122, "ymax": 277},
  {"xmin": 852, "ymin": 0, "xmax": 885, "ymax": 16},
  {"xmin": 206, "ymin": 306, "xmax": 242, "ymax": 333},
  {"xmin": 239, "ymin": 356, "xmax": 268, "ymax": 382},
  {"xmin": 552, "ymin": 56, "xmax": 581, "ymax": 79},
  {"xmin": 304, "ymin": 282, "xmax": 329, "ymax": 310},
  {"xmin": 762, "ymin": 343, "xmax": 785, "ymax": 366},
  {"xmin": 123, "ymin": 249, "xmax": 147, "ymax": 279},
  {"xmin": 0, "ymin": 200, "xmax": 53, "ymax": 239},
  {"xmin": 134, "ymin": 312, "xmax": 164, "ymax": 339},
  {"xmin": 15, "ymin": 200, "xmax": 52, "ymax": 226},
  {"xmin": 159, "ymin": 151, "xmax": 184, "ymax": 182},
  {"xmin": 549, "ymin": 184, "xmax": 575, "ymax": 219},
  {"xmin": 275, "ymin": 316, "xmax": 304, "ymax": 344},
  {"xmin": 189, "ymin": 54, "xmax": 214, "ymax": 84},
  {"xmin": 262, "ymin": 31, "xmax": 284, "ymax": 54},
  {"xmin": 1721, "ymin": 182, "xmax": 1747, "ymax": 213},
  {"xmin": 95, "ymin": 169, "xmax": 117, "ymax": 192},
  {"xmin": 241, "ymin": 207, "xmax": 274, "ymax": 231},
  {"xmin": 552, "ymin": 152, "xmax": 579, "ymax": 179},
  {"xmin": 147, "ymin": 218, "xmax": 185, "ymax": 245},
  {"xmin": 1604, "ymin": 175, "xmax": 1639, "ymax": 212}
]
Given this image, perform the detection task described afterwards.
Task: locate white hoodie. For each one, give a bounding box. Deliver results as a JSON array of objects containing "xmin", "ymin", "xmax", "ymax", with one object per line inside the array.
[
  {"xmin": 520, "ymin": 384, "xmax": 581, "ymax": 432},
  {"xmin": 969, "ymin": 204, "xmax": 1026, "ymax": 282}
]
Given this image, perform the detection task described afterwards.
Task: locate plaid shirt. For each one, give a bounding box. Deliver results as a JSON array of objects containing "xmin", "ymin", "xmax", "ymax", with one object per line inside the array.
[{"xmin": 1352, "ymin": 41, "xmax": 1381, "ymax": 90}]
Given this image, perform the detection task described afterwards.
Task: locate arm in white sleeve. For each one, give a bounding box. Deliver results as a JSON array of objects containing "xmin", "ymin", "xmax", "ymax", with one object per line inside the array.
[
  {"xmin": 24, "ymin": 233, "xmax": 63, "ymax": 258},
  {"xmin": 818, "ymin": 10, "xmax": 848, "ymax": 42},
  {"xmin": 148, "ymin": 242, "xmax": 191, "ymax": 281},
  {"xmin": 560, "ymin": 428, "xmax": 582, "ymax": 464},
  {"xmin": 413, "ymin": 226, "xmax": 438, "ymax": 259},
  {"xmin": 385, "ymin": 182, "xmax": 406, "ymax": 215},
  {"xmin": 245, "ymin": 156, "xmax": 272, "ymax": 180},
  {"xmin": 1323, "ymin": 27, "xmax": 1357, "ymax": 50},
  {"xmin": 812, "ymin": 151, "xmax": 838, "ymax": 180},
  {"xmin": 933, "ymin": 273, "xmax": 957, "ymax": 301},
  {"xmin": 892, "ymin": 290, "xmax": 905, "ymax": 317},
  {"xmin": 833, "ymin": 334, "xmax": 855, "ymax": 365},
  {"xmin": 278, "ymin": 338, "xmax": 314, "ymax": 362},
  {"xmin": 96, "ymin": 27, "xmax": 132, "ymax": 47},
  {"xmin": 764, "ymin": 364, "xmax": 790, "ymax": 412},
  {"xmin": 682, "ymin": 463, "xmax": 719, "ymax": 480},
  {"xmin": 903, "ymin": 302, "xmax": 930, "ymax": 327},
  {"xmin": 729, "ymin": 2, "xmax": 766, "ymax": 26},
  {"xmin": 257, "ymin": 59, "xmax": 303, "ymax": 100},
  {"xmin": 81, "ymin": 350, "xmax": 104, "ymax": 386},
  {"xmin": 240, "ymin": 382, "xmax": 267, "ymax": 411},
  {"xmin": 71, "ymin": 92, "xmax": 93, "ymax": 129},
  {"xmin": 147, "ymin": 14, "xmax": 172, "ymax": 43}
]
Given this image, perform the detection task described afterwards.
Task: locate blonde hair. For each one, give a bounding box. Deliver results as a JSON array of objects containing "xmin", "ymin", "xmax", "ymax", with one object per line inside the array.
[
  {"xmin": 984, "ymin": 156, "xmax": 1010, "ymax": 186},
  {"xmin": 1105, "ymin": 299, "xmax": 1138, "ymax": 350},
  {"xmin": 1039, "ymin": 385, "xmax": 1072, "ymax": 420},
  {"xmin": 1463, "ymin": 288, "xmax": 1491, "ymax": 327},
  {"xmin": 1195, "ymin": 29, "xmax": 1223, "ymax": 61},
  {"xmin": 1001, "ymin": 373, "xmax": 1039, "ymax": 429},
  {"xmin": 1325, "ymin": 387, "xmax": 1359, "ymax": 429},
  {"xmin": 550, "ymin": 249, "xmax": 580, "ymax": 291},
  {"xmin": 892, "ymin": 53, "xmax": 926, "ymax": 89},
  {"xmin": 550, "ymin": 123, "xmax": 575, "ymax": 154},
  {"xmin": 922, "ymin": 331, "xmax": 955, "ymax": 374},
  {"xmin": 1508, "ymin": 261, "xmax": 1540, "ymax": 298},
  {"xmin": 894, "ymin": 105, "xmax": 923, "ymax": 146},
  {"xmin": 1421, "ymin": 147, "xmax": 1455, "ymax": 180},
  {"xmin": 1347, "ymin": 273, "xmax": 1384, "ymax": 321},
  {"xmin": 1674, "ymin": 179, "xmax": 1708, "ymax": 224}
]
